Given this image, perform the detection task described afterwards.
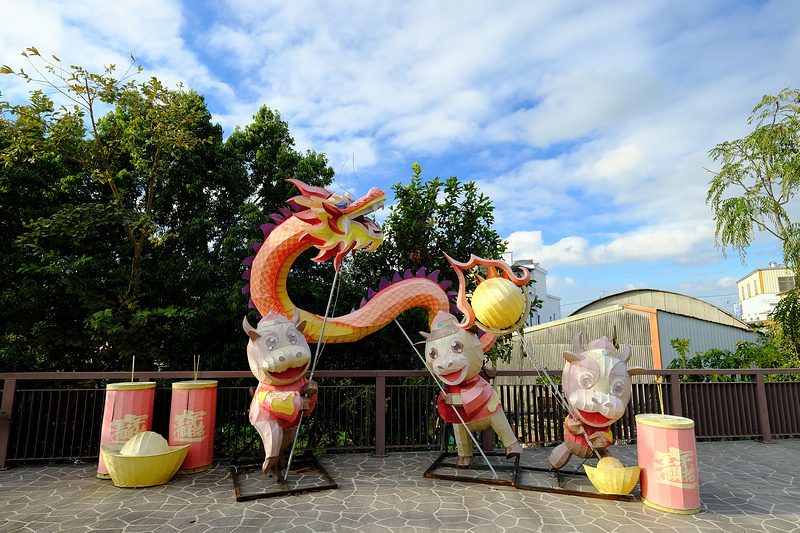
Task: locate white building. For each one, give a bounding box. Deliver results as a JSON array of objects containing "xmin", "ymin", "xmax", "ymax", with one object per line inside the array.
[
  {"xmin": 737, "ymin": 262, "xmax": 795, "ymax": 323},
  {"xmin": 736, "ymin": 262, "xmax": 795, "ymax": 323},
  {"xmin": 511, "ymin": 258, "xmax": 561, "ymax": 326}
]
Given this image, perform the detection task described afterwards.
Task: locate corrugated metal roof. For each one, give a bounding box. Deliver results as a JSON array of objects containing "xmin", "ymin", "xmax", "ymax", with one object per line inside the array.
[{"xmin": 570, "ymin": 289, "xmax": 750, "ymax": 330}]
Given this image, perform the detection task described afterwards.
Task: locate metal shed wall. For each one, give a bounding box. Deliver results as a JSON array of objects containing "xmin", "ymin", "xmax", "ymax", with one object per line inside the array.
[
  {"xmin": 656, "ymin": 310, "xmax": 761, "ymax": 368},
  {"xmin": 498, "ymin": 306, "xmax": 655, "ymax": 386}
]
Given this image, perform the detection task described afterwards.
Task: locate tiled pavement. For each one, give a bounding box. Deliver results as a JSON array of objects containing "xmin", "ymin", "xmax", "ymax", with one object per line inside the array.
[{"xmin": 1, "ymin": 439, "xmax": 799, "ymax": 532}]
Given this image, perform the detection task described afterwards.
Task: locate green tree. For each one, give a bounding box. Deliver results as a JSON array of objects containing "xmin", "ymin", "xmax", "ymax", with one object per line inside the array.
[
  {"xmin": 666, "ymin": 338, "xmax": 796, "ymax": 382},
  {"xmin": 367, "ymin": 162, "xmax": 505, "ymax": 281},
  {"xmin": 0, "ymin": 51, "xmax": 339, "ymax": 373},
  {"xmin": 1, "ymin": 49, "xmax": 215, "ymax": 371},
  {"xmin": 670, "ymin": 338, "xmax": 691, "ymax": 370},
  {"xmin": 707, "ymin": 88, "xmax": 800, "ymax": 269},
  {"xmin": 0, "ymin": 102, "xmax": 86, "ymax": 371},
  {"xmin": 769, "ymin": 289, "xmax": 800, "ymax": 367}
]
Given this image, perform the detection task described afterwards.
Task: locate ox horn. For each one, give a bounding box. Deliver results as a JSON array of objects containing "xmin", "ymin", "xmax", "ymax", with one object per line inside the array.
[
  {"xmin": 242, "ymin": 316, "xmax": 261, "ymax": 342},
  {"xmin": 289, "ymin": 307, "xmax": 307, "ymax": 333},
  {"xmin": 619, "ymin": 342, "xmax": 632, "ymax": 364},
  {"xmin": 572, "ymin": 332, "xmax": 585, "ymax": 354}
]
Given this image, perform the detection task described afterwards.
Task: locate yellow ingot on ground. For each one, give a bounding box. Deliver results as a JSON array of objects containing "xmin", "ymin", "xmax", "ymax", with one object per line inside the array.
[
  {"xmin": 101, "ymin": 431, "xmax": 190, "ymax": 488},
  {"xmin": 583, "ymin": 457, "xmax": 641, "ymax": 495}
]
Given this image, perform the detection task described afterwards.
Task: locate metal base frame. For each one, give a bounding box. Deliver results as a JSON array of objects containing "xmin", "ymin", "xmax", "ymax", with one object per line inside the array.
[
  {"xmin": 229, "ymin": 452, "xmax": 337, "ymax": 502},
  {"xmin": 423, "ymin": 450, "xmax": 520, "ymax": 487},
  {"xmin": 515, "ymin": 464, "xmax": 638, "ymax": 502}
]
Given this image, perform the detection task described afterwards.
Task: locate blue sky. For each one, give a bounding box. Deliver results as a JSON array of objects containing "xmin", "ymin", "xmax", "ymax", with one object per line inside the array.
[{"xmin": 3, "ymin": 0, "xmax": 799, "ymax": 316}]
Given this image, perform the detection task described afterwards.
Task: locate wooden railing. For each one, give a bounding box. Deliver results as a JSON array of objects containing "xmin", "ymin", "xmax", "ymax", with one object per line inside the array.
[{"xmin": 1, "ymin": 369, "xmax": 798, "ymax": 468}]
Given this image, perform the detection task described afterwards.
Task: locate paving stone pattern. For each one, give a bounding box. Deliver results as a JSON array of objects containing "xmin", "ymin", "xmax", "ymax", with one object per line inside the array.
[{"xmin": 1, "ymin": 439, "xmax": 799, "ymax": 532}]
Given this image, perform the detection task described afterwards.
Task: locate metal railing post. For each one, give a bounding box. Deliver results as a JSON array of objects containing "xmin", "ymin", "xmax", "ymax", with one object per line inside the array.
[
  {"xmin": 374, "ymin": 375, "xmax": 387, "ymax": 457},
  {"xmin": 480, "ymin": 428, "xmax": 493, "ymax": 452},
  {"xmin": 754, "ymin": 372, "xmax": 773, "ymax": 443},
  {"xmin": 668, "ymin": 373, "xmax": 682, "ymax": 416},
  {"xmin": 0, "ymin": 379, "xmax": 18, "ymax": 469}
]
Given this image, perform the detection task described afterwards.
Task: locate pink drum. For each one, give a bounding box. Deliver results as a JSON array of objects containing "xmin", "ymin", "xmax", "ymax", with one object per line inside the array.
[
  {"xmin": 97, "ymin": 382, "xmax": 156, "ymax": 478},
  {"xmin": 168, "ymin": 380, "xmax": 217, "ymax": 473},
  {"xmin": 636, "ymin": 414, "xmax": 701, "ymax": 514}
]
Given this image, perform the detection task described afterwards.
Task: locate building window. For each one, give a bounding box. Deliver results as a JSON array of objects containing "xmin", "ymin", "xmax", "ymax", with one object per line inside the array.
[
  {"xmin": 754, "ymin": 280, "xmax": 758, "ymax": 295},
  {"xmin": 778, "ymin": 276, "xmax": 796, "ymax": 293},
  {"xmin": 747, "ymin": 285, "xmax": 751, "ymax": 298}
]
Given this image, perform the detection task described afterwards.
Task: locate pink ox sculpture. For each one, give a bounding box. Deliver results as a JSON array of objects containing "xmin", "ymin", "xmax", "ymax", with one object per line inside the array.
[
  {"xmin": 549, "ymin": 332, "xmax": 647, "ymax": 471},
  {"xmin": 243, "ymin": 312, "xmax": 318, "ymax": 474},
  {"xmin": 421, "ymin": 312, "xmax": 523, "ymax": 468}
]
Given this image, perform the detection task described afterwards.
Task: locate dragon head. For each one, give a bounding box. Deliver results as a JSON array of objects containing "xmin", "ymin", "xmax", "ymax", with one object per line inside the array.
[{"xmin": 287, "ymin": 179, "xmax": 385, "ymax": 269}]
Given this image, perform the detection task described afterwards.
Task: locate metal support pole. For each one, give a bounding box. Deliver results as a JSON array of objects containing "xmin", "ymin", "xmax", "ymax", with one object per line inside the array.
[{"xmin": 285, "ymin": 267, "xmax": 341, "ymax": 479}]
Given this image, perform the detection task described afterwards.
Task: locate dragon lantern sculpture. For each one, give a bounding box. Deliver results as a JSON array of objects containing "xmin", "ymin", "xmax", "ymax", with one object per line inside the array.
[
  {"xmin": 242, "ymin": 179, "xmax": 486, "ymax": 345},
  {"xmin": 242, "ymin": 179, "xmax": 531, "ymax": 474}
]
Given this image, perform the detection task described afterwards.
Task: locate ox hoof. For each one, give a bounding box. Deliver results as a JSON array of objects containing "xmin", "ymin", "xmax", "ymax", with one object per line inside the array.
[
  {"xmin": 456, "ymin": 455, "xmax": 474, "ymax": 468},
  {"xmin": 262, "ymin": 456, "xmax": 279, "ymax": 475},
  {"xmin": 506, "ymin": 442, "xmax": 523, "ymax": 459}
]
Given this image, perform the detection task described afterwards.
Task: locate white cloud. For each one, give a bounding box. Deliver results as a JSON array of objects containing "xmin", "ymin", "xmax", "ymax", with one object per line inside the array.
[
  {"xmin": 489, "ymin": 68, "xmax": 664, "ymax": 148},
  {"xmin": 4, "ymin": 0, "xmax": 800, "ymax": 314},
  {"xmin": 507, "ymin": 223, "xmax": 717, "ymax": 268}
]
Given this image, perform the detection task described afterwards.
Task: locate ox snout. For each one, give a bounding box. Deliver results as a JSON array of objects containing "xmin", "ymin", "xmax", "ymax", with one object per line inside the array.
[
  {"xmin": 589, "ymin": 394, "xmax": 624, "ymax": 419},
  {"xmin": 263, "ymin": 349, "xmax": 310, "ymax": 374},
  {"xmin": 432, "ymin": 353, "xmax": 468, "ymax": 385},
  {"xmin": 569, "ymin": 391, "xmax": 625, "ymax": 421},
  {"xmin": 434, "ymin": 354, "xmax": 465, "ymax": 373}
]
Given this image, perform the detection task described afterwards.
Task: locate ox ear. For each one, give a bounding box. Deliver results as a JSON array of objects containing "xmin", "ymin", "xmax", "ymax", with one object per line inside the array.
[
  {"xmin": 563, "ymin": 350, "xmax": 583, "ymax": 363},
  {"xmin": 627, "ymin": 366, "xmax": 648, "ymax": 376},
  {"xmin": 242, "ymin": 316, "xmax": 261, "ymax": 342},
  {"xmin": 296, "ymin": 320, "xmax": 307, "ymax": 333},
  {"xmin": 415, "ymin": 331, "xmax": 430, "ymax": 350}
]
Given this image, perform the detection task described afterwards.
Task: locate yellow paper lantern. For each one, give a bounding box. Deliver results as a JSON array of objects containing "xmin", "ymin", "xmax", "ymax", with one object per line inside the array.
[{"xmin": 472, "ymin": 277, "xmax": 525, "ymax": 330}]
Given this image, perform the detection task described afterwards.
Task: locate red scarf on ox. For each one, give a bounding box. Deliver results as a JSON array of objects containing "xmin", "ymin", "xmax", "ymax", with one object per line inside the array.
[
  {"xmin": 251, "ymin": 378, "xmax": 317, "ymax": 428},
  {"xmin": 436, "ymin": 376, "xmax": 501, "ymax": 423},
  {"xmin": 563, "ymin": 414, "xmax": 613, "ymax": 449}
]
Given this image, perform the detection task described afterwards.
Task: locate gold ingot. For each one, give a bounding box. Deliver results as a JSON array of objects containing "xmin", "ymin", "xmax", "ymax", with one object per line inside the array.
[
  {"xmin": 584, "ymin": 457, "xmax": 641, "ymax": 495},
  {"xmin": 472, "ymin": 277, "xmax": 525, "ymax": 330},
  {"xmin": 101, "ymin": 431, "xmax": 190, "ymax": 488}
]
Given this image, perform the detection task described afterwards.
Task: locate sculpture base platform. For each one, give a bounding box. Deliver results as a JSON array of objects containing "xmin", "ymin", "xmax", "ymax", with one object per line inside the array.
[
  {"xmin": 515, "ymin": 463, "xmax": 638, "ymax": 502},
  {"xmin": 424, "ymin": 450, "xmax": 519, "ymax": 487},
  {"xmin": 229, "ymin": 452, "xmax": 337, "ymax": 502}
]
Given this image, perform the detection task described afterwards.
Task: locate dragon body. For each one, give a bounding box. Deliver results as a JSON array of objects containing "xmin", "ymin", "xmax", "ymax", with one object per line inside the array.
[{"xmin": 243, "ymin": 179, "xmax": 492, "ymax": 347}]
